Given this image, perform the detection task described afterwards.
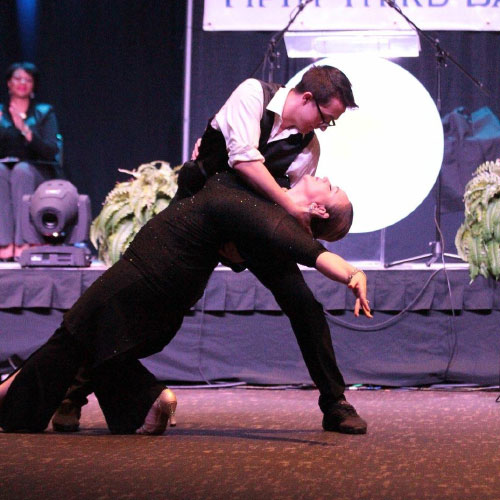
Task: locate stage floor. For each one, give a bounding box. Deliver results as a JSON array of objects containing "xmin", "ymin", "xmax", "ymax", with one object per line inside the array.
[{"xmin": 1, "ymin": 388, "xmax": 500, "ymax": 500}]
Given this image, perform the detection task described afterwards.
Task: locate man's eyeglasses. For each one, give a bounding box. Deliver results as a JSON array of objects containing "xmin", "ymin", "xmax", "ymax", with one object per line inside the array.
[{"xmin": 314, "ymin": 98, "xmax": 335, "ymax": 128}]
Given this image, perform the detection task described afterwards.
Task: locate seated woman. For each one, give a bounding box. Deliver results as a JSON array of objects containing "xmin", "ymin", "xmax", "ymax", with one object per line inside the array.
[
  {"xmin": 0, "ymin": 62, "xmax": 61, "ymax": 261},
  {"xmin": 0, "ymin": 171, "xmax": 371, "ymax": 435}
]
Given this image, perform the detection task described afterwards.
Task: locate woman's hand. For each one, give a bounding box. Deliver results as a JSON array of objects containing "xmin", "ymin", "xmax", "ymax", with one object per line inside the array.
[
  {"xmin": 290, "ymin": 204, "xmax": 313, "ymax": 235},
  {"xmin": 348, "ymin": 272, "xmax": 372, "ymax": 318},
  {"xmin": 9, "ymin": 103, "xmax": 32, "ymax": 141},
  {"xmin": 9, "ymin": 103, "xmax": 26, "ymax": 130},
  {"xmin": 315, "ymin": 254, "xmax": 373, "ymax": 318}
]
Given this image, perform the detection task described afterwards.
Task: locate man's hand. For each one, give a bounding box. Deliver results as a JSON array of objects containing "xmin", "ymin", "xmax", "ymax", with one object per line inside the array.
[
  {"xmin": 233, "ymin": 161, "xmax": 331, "ymax": 238},
  {"xmin": 291, "ymin": 205, "xmax": 314, "ymax": 236},
  {"xmin": 291, "ymin": 202, "xmax": 329, "ymax": 236}
]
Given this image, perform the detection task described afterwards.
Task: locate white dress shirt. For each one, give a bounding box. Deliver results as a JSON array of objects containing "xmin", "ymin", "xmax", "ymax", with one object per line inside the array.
[{"xmin": 211, "ymin": 78, "xmax": 320, "ymax": 187}]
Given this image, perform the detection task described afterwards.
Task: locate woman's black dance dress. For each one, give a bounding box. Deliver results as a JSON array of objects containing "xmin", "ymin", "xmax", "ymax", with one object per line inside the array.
[{"xmin": 0, "ymin": 172, "xmax": 326, "ymax": 433}]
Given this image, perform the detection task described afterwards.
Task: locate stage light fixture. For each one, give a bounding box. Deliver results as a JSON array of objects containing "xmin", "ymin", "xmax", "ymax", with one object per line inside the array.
[{"xmin": 19, "ymin": 179, "xmax": 92, "ymax": 267}]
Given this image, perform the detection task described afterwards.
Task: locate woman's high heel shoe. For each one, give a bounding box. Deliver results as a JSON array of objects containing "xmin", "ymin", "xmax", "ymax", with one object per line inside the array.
[{"xmin": 136, "ymin": 388, "xmax": 177, "ymax": 435}]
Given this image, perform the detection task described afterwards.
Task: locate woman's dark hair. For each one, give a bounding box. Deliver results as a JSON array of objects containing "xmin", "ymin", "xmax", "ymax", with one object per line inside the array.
[
  {"xmin": 311, "ymin": 201, "xmax": 354, "ymax": 242},
  {"xmin": 295, "ymin": 65, "xmax": 357, "ymax": 108},
  {"xmin": 6, "ymin": 61, "xmax": 39, "ymax": 90}
]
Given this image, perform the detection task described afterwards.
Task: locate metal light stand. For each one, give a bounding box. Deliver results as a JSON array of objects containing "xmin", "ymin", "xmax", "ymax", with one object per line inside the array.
[
  {"xmin": 250, "ymin": 0, "xmax": 313, "ymax": 82},
  {"xmin": 383, "ymin": 0, "xmax": 489, "ymax": 268}
]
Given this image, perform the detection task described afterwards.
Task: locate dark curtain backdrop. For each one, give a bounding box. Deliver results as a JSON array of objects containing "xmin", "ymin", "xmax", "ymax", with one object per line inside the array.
[
  {"xmin": 0, "ymin": 0, "xmax": 186, "ymax": 218},
  {"xmin": 1, "ymin": 0, "xmax": 499, "ymax": 262}
]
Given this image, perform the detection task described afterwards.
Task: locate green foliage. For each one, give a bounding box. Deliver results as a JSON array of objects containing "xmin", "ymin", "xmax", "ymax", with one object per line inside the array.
[
  {"xmin": 455, "ymin": 159, "xmax": 500, "ymax": 281},
  {"xmin": 90, "ymin": 161, "xmax": 179, "ymax": 266}
]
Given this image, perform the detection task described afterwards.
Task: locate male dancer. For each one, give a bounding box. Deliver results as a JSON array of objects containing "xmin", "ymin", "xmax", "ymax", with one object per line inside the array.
[{"xmin": 189, "ymin": 65, "xmax": 366, "ymax": 433}]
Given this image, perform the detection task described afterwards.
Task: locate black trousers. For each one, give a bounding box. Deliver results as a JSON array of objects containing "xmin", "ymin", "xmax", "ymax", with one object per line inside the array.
[
  {"xmin": 0, "ymin": 326, "xmax": 164, "ymax": 433},
  {"xmin": 172, "ymin": 162, "xmax": 346, "ymax": 408},
  {"xmin": 54, "ymin": 258, "xmax": 346, "ymax": 417},
  {"xmin": 246, "ymin": 258, "xmax": 346, "ymax": 413}
]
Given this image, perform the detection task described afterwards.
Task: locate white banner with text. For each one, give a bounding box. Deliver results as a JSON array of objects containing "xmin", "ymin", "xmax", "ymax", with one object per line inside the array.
[{"xmin": 203, "ymin": 0, "xmax": 500, "ymax": 32}]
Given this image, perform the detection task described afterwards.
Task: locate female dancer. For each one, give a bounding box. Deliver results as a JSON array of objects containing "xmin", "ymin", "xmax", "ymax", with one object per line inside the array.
[{"xmin": 0, "ymin": 172, "xmax": 370, "ymax": 434}]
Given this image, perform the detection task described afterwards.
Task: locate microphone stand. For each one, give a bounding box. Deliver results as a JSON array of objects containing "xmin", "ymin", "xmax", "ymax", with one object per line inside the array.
[
  {"xmin": 383, "ymin": 0, "xmax": 490, "ymax": 267},
  {"xmin": 250, "ymin": 0, "xmax": 314, "ymax": 82}
]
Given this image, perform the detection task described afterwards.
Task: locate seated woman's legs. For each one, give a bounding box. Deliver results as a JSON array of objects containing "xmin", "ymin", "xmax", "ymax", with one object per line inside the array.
[
  {"xmin": 0, "ymin": 163, "xmax": 14, "ymax": 259},
  {"xmin": 10, "ymin": 161, "xmax": 53, "ymax": 257}
]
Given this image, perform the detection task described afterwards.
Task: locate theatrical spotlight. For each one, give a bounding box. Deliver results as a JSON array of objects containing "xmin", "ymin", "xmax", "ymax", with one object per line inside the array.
[{"xmin": 19, "ymin": 179, "xmax": 92, "ymax": 267}]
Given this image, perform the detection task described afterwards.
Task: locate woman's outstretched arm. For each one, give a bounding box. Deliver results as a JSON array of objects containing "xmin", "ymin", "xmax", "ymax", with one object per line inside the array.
[{"xmin": 315, "ymin": 252, "xmax": 372, "ymax": 318}]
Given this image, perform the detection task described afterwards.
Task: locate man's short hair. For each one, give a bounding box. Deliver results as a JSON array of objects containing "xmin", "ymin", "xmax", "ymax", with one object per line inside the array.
[
  {"xmin": 311, "ymin": 201, "xmax": 354, "ymax": 242},
  {"xmin": 295, "ymin": 65, "xmax": 357, "ymax": 108}
]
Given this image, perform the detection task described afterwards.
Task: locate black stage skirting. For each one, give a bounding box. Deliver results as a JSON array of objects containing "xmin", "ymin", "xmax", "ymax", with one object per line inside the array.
[{"xmin": 1, "ymin": 262, "xmax": 499, "ymax": 387}]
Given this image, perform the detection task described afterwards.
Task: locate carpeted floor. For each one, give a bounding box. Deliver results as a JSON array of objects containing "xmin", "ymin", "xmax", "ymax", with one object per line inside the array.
[{"xmin": 1, "ymin": 388, "xmax": 500, "ymax": 500}]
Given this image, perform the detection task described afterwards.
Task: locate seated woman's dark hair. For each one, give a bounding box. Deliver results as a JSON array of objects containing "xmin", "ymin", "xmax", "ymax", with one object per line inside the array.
[
  {"xmin": 5, "ymin": 61, "xmax": 39, "ymax": 90},
  {"xmin": 311, "ymin": 201, "xmax": 354, "ymax": 242}
]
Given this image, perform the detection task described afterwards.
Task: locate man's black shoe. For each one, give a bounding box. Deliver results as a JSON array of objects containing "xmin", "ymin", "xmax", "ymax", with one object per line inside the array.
[{"xmin": 322, "ymin": 398, "xmax": 367, "ymax": 434}]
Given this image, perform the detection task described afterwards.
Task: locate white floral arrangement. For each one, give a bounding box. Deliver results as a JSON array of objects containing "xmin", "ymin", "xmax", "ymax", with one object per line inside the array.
[
  {"xmin": 455, "ymin": 159, "xmax": 500, "ymax": 281},
  {"xmin": 91, "ymin": 161, "xmax": 179, "ymax": 266}
]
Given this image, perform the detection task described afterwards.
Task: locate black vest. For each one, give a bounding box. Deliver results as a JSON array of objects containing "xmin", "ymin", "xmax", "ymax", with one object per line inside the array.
[{"xmin": 197, "ymin": 80, "xmax": 315, "ymax": 186}]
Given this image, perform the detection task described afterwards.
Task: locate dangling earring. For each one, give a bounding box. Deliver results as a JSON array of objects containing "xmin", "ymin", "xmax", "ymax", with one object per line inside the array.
[{"xmin": 30, "ymin": 92, "xmax": 35, "ymax": 99}]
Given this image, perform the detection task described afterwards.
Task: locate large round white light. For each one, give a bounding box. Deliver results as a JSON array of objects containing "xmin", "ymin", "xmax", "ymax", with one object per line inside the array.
[{"xmin": 287, "ymin": 56, "xmax": 444, "ymax": 233}]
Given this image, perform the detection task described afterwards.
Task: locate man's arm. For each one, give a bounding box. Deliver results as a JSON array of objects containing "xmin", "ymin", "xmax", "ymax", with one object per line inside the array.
[
  {"xmin": 234, "ymin": 160, "xmax": 314, "ymax": 234},
  {"xmin": 214, "ymin": 79, "xmax": 316, "ymax": 233}
]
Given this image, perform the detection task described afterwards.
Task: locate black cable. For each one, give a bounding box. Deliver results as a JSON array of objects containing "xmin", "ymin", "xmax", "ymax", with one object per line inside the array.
[
  {"xmin": 434, "ymin": 210, "xmax": 458, "ymax": 382},
  {"xmin": 324, "ymin": 268, "xmax": 442, "ymax": 331},
  {"xmin": 324, "ymin": 211, "xmax": 491, "ymax": 393}
]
